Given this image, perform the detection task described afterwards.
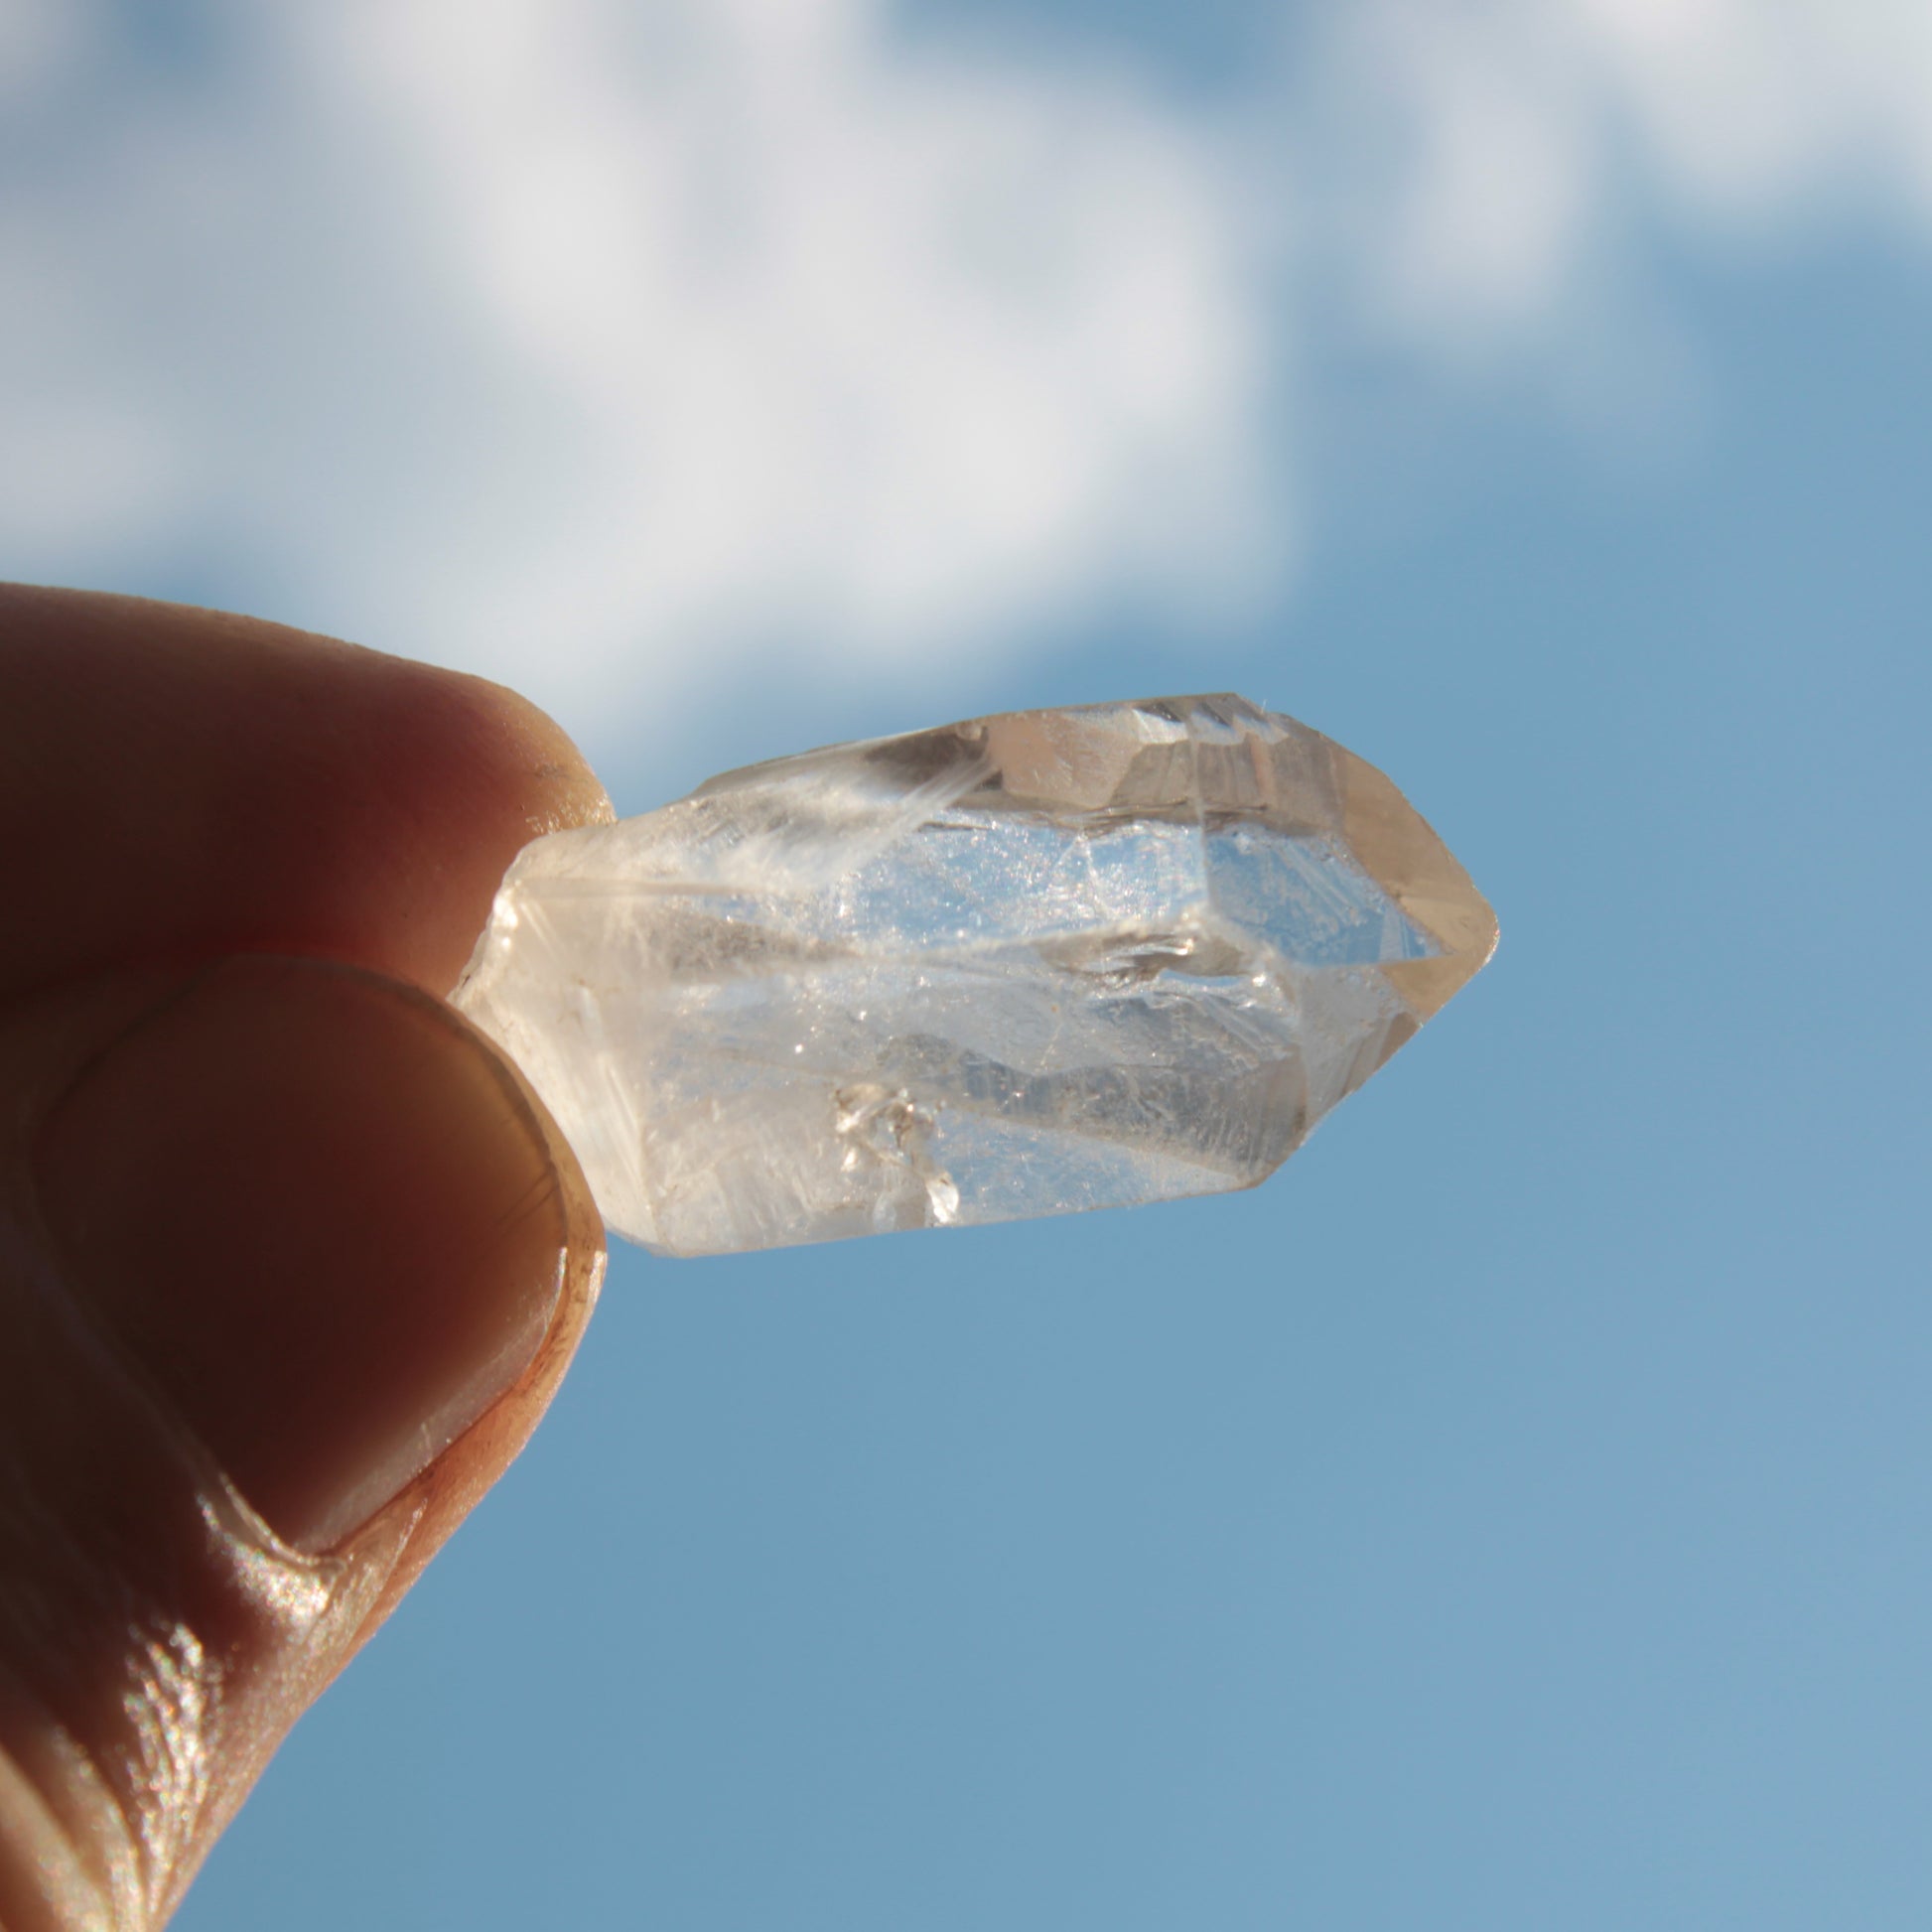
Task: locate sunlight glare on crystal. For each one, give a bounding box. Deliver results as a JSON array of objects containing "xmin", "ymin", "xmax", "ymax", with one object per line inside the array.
[{"xmin": 453, "ymin": 695, "xmax": 1496, "ymax": 1257}]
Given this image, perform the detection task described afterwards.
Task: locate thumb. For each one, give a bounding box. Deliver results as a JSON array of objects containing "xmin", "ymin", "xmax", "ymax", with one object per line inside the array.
[{"xmin": 0, "ymin": 954, "xmax": 603, "ymax": 1931}]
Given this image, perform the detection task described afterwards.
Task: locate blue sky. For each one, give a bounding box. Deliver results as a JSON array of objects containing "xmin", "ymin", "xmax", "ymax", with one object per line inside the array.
[{"xmin": 6, "ymin": 3, "xmax": 1932, "ymax": 1927}]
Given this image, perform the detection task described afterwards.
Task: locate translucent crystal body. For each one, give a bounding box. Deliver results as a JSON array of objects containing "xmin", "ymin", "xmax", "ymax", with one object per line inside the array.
[{"xmin": 452, "ymin": 696, "xmax": 1496, "ymax": 1257}]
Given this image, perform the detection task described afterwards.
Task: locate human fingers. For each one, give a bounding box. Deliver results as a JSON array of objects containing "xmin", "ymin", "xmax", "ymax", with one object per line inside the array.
[
  {"xmin": 0, "ymin": 582, "xmax": 611, "ymax": 1005},
  {"xmin": 0, "ymin": 591, "xmax": 611, "ymax": 1929}
]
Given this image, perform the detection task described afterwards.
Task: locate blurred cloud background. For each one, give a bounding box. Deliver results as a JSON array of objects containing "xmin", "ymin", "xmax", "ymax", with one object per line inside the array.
[
  {"xmin": 7, "ymin": 2, "xmax": 1932, "ymax": 1927},
  {"xmin": 10, "ymin": 0, "xmax": 1928, "ymax": 763}
]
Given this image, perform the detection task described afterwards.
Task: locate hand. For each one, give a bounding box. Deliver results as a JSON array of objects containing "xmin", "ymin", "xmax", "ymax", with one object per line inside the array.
[{"xmin": 0, "ymin": 585, "xmax": 612, "ymax": 1930}]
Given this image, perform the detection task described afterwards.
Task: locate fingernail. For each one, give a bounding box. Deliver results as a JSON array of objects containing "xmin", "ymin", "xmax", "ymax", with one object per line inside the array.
[{"xmin": 34, "ymin": 956, "xmax": 586, "ymax": 1553}]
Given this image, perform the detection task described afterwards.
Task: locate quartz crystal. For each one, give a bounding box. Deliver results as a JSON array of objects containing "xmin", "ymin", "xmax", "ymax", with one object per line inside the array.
[{"xmin": 453, "ymin": 696, "xmax": 1496, "ymax": 1257}]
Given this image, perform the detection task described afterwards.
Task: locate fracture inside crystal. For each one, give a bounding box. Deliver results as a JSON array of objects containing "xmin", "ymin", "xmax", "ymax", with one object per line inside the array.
[{"xmin": 452, "ymin": 695, "xmax": 1496, "ymax": 1257}]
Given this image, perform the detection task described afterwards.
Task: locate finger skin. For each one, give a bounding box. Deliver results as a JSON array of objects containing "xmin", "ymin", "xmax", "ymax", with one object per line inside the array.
[
  {"xmin": 0, "ymin": 583, "xmax": 611, "ymax": 1004},
  {"xmin": 0, "ymin": 588, "xmax": 613, "ymax": 1929}
]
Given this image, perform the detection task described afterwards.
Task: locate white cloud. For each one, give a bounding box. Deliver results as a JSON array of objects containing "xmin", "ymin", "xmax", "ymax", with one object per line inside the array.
[
  {"xmin": 1312, "ymin": 0, "xmax": 1932, "ymax": 345},
  {"xmin": 0, "ymin": 0, "xmax": 1278, "ymax": 748},
  {"xmin": 2, "ymin": 0, "xmax": 1930, "ymax": 757},
  {"xmin": 1574, "ymin": 0, "xmax": 1932, "ymax": 218}
]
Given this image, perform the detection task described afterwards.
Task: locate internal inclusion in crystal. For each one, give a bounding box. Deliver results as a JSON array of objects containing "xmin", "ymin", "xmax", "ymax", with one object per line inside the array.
[{"xmin": 453, "ymin": 695, "xmax": 1498, "ymax": 1257}]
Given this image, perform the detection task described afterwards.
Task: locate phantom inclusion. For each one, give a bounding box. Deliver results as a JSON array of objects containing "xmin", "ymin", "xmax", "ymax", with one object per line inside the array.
[{"xmin": 452, "ymin": 696, "xmax": 1497, "ymax": 1257}]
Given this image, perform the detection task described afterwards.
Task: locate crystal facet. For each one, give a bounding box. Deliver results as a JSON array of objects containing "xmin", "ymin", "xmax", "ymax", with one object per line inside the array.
[{"xmin": 452, "ymin": 696, "xmax": 1496, "ymax": 1257}]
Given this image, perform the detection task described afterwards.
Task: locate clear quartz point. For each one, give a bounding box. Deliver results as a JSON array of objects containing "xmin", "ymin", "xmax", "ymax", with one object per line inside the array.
[{"xmin": 452, "ymin": 695, "xmax": 1496, "ymax": 1257}]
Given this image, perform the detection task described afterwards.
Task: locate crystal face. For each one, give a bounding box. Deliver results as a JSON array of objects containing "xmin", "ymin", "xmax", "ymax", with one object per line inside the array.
[{"xmin": 452, "ymin": 696, "xmax": 1496, "ymax": 1257}]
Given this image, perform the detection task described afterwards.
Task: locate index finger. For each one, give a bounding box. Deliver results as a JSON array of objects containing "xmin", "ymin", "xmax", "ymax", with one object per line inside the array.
[{"xmin": 0, "ymin": 582, "xmax": 612, "ymax": 1003}]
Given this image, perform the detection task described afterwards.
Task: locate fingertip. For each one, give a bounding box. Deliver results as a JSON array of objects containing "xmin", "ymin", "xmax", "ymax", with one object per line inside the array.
[
  {"xmin": 33, "ymin": 956, "xmax": 604, "ymax": 1556},
  {"xmin": 0, "ymin": 585, "xmax": 614, "ymax": 1000},
  {"xmin": 455, "ymin": 669, "xmax": 616, "ymax": 836},
  {"xmin": 332, "ymin": 653, "xmax": 615, "ymax": 989},
  {"xmin": 0, "ymin": 953, "xmax": 608, "ymax": 1924}
]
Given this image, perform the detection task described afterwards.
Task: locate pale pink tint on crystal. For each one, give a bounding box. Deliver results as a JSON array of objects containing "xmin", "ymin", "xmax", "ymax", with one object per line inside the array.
[{"xmin": 453, "ymin": 696, "xmax": 1496, "ymax": 1257}]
